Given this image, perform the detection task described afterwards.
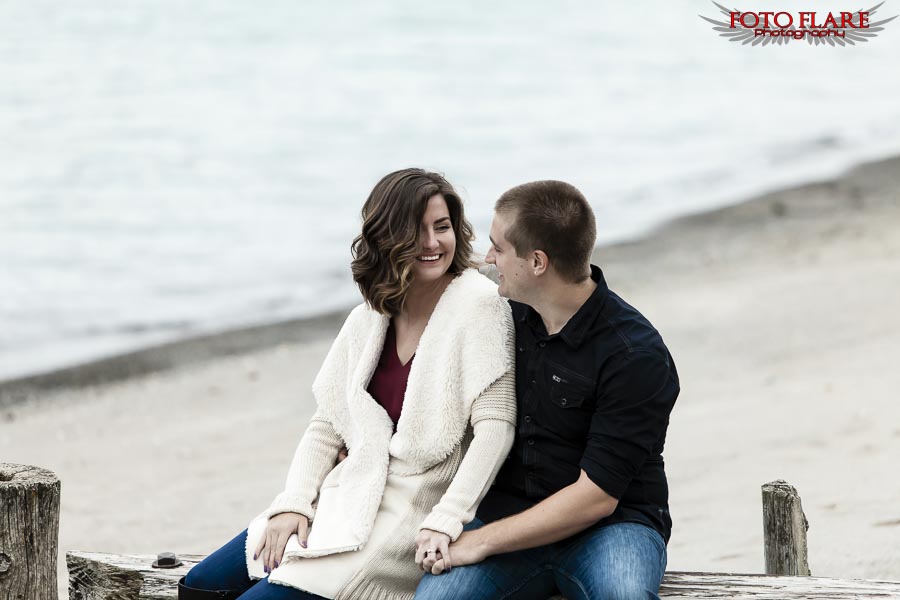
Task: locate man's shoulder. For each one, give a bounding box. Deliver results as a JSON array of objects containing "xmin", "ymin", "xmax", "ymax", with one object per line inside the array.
[
  {"xmin": 597, "ymin": 289, "xmax": 666, "ymax": 349},
  {"xmin": 508, "ymin": 299, "xmax": 529, "ymax": 321}
]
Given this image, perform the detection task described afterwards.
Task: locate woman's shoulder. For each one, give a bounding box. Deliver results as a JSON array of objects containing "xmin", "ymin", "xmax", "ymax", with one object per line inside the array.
[
  {"xmin": 447, "ymin": 269, "xmax": 510, "ymax": 312},
  {"xmin": 440, "ymin": 269, "xmax": 512, "ymax": 333},
  {"xmin": 437, "ymin": 270, "xmax": 514, "ymax": 371},
  {"xmin": 330, "ymin": 301, "xmax": 384, "ymax": 344}
]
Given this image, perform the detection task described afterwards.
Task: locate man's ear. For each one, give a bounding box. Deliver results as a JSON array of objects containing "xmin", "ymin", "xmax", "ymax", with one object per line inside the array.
[{"xmin": 531, "ymin": 250, "xmax": 549, "ymax": 276}]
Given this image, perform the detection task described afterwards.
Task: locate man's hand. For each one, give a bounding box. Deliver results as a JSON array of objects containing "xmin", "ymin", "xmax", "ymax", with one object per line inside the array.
[
  {"xmin": 254, "ymin": 512, "xmax": 309, "ymax": 573},
  {"xmin": 428, "ymin": 530, "xmax": 489, "ymax": 575},
  {"xmin": 415, "ymin": 529, "xmax": 452, "ymax": 572},
  {"xmin": 430, "ymin": 470, "xmax": 618, "ymax": 576}
]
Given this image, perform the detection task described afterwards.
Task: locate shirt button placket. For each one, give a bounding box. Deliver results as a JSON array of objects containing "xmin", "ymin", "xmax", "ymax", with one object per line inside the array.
[{"xmin": 523, "ymin": 338, "xmax": 544, "ymax": 496}]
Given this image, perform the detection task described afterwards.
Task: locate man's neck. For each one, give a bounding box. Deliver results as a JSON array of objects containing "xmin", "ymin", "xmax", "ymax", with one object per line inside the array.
[{"xmin": 530, "ymin": 276, "xmax": 597, "ymax": 336}]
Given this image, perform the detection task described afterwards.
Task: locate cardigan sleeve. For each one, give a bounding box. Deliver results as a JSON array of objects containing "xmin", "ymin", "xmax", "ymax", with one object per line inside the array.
[
  {"xmin": 417, "ymin": 365, "xmax": 517, "ymax": 540},
  {"xmin": 264, "ymin": 412, "xmax": 344, "ymax": 521}
]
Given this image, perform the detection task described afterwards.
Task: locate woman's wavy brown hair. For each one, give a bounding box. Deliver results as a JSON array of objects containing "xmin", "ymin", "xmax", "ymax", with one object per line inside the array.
[{"xmin": 351, "ymin": 168, "xmax": 475, "ymax": 316}]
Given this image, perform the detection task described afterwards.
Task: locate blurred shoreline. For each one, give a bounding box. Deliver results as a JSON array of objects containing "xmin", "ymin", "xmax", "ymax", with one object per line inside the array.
[
  {"xmin": 3, "ymin": 153, "xmax": 899, "ymax": 406},
  {"xmin": 0, "ymin": 309, "xmax": 349, "ymax": 407}
]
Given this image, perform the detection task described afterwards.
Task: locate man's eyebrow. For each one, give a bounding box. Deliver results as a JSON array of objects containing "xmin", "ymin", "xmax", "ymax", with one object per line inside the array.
[{"xmin": 488, "ymin": 235, "xmax": 498, "ymax": 247}]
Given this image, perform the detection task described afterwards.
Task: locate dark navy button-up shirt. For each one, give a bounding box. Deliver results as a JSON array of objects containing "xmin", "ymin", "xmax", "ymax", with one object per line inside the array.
[{"xmin": 478, "ymin": 265, "xmax": 679, "ymax": 542}]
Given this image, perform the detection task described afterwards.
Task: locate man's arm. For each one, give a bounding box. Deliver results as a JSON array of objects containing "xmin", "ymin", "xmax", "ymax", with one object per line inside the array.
[
  {"xmin": 433, "ymin": 350, "xmax": 678, "ymax": 574},
  {"xmin": 432, "ymin": 470, "xmax": 617, "ymax": 573}
]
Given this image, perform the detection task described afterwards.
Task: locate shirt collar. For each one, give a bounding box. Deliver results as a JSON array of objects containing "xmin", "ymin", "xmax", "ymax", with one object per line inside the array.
[{"xmin": 521, "ymin": 264, "xmax": 609, "ymax": 348}]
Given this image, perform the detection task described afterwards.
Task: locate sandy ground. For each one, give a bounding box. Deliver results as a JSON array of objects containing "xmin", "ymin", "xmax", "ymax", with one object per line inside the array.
[{"xmin": 2, "ymin": 157, "xmax": 899, "ymax": 597}]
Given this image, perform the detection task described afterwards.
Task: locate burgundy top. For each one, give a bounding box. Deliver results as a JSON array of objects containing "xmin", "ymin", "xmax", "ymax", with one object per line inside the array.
[{"xmin": 366, "ymin": 321, "xmax": 413, "ymax": 427}]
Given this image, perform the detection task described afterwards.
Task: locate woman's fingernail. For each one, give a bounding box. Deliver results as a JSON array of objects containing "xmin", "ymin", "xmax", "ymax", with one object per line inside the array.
[
  {"xmin": 300, "ymin": 541, "xmax": 307, "ymax": 548},
  {"xmin": 274, "ymin": 561, "xmax": 279, "ymax": 568},
  {"xmin": 253, "ymin": 554, "xmax": 257, "ymax": 560}
]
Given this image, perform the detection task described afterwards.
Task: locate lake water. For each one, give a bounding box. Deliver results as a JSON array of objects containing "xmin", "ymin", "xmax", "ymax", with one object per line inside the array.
[{"xmin": 3, "ymin": 0, "xmax": 900, "ymax": 379}]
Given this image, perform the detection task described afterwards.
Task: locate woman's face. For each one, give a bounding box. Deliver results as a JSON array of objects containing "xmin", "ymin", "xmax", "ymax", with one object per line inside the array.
[{"xmin": 412, "ymin": 194, "xmax": 456, "ymax": 284}]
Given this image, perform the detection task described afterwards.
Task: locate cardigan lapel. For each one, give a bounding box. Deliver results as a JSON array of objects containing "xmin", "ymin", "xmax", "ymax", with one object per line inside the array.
[
  {"xmin": 345, "ymin": 311, "xmax": 391, "ymax": 447},
  {"xmin": 390, "ymin": 270, "xmax": 511, "ymax": 473}
]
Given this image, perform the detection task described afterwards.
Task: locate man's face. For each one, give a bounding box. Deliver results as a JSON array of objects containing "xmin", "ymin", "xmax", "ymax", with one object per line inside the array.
[{"xmin": 485, "ymin": 211, "xmax": 531, "ymax": 302}]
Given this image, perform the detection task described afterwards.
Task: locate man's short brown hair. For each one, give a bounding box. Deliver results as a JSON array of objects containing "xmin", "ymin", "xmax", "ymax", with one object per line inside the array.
[{"xmin": 495, "ymin": 180, "xmax": 596, "ymax": 283}]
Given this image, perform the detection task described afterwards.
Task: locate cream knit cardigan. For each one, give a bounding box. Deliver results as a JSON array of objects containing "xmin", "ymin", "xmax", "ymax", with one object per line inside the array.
[{"xmin": 254, "ymin": 269, "xmax": 514, "ymax": 558}]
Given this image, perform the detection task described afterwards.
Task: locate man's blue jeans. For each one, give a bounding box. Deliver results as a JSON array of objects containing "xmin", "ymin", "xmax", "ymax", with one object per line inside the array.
[
  {"xmin": 415, "ymin": 519, "xmax": 666, "ymax": 600},
  {"xmin": 184, "ymin": 529, "xmax": 326, "ymax": 600}
]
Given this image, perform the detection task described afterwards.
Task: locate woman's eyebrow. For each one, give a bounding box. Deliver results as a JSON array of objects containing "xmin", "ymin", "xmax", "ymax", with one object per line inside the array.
[{"xmin": 433, "ymin": 216, "xmax": 451, "ymax": 225}]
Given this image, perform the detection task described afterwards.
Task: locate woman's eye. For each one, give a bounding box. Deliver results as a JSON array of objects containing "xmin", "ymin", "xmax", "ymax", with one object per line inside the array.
[{"xmin": 437, "ymin": 226, "xmax": 451, "ymax": 232}]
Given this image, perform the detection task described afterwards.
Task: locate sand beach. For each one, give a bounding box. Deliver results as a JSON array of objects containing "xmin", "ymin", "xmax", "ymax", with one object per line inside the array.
[{"xmin": 2, "ymin": 157, "xmax": 899, "ymax": 597}]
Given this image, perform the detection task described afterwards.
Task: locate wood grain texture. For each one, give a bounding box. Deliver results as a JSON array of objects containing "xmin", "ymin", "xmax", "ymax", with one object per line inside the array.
[
  {"xmin": 0, "ymin": 463, "xmax": 61, "ymax": 600},
  {"xmin": 67, "ymin": 553, "xmax": 201, "ymax": 600},
  {"xmin": 762, "ymin": 480, "xmax": 811, "ymax": 576},
  {"xmin": 66, "ymin": 553, "xmax": 900, "ymax": 599}
]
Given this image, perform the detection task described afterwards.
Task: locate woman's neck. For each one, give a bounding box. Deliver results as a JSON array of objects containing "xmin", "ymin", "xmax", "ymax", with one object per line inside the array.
[{"xmin": 399, "ymin": 273, "xmax": 454, "ymax": 324}]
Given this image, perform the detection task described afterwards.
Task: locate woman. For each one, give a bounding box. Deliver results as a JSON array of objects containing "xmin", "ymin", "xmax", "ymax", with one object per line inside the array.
[{"xmin": 179, "ymin": 169, "xmax": 516, "ymax": 600}]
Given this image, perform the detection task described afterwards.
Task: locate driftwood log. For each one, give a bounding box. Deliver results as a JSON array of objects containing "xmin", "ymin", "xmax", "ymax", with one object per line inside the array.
[
  {"xmin": 0, "ymin": 463, "xmax": 61, "ymax": 600},
  {"xmin": 762, "ymin": 480, "xmax": 811, "ymax": 576},
  {"xmin": 65, "ymin": 478, "xmax": 900, "ymax": 598},
  {"xmin": 65, "ymin": 552, "xmax": 900, "ymax": 599}
]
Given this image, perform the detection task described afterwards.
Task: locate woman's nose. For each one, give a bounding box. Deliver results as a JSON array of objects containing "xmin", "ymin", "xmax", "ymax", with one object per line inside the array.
[{"xmin": 422, "ymin": 230, "xmax": 439, "ymax": 250}]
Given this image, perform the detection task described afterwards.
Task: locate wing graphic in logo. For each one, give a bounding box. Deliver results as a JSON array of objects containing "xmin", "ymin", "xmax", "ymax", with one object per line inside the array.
[
  {"xmin": 805, "ymin": 2, "xmax": 897, "ymax": 46},
  {"xmin": 699, "ymin": 1, "xmax": 897, "ymax": 46}
]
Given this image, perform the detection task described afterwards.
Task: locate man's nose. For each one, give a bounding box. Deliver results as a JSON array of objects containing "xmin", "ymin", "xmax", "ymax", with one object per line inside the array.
[{"xmin": 485, "ymin": 248, "xmax": 495, "ymax": 264}]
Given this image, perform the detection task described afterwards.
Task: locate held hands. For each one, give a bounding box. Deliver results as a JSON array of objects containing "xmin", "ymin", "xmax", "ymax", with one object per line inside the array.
[
  {"xmin": 254, "ymin": 512, "xmax": 309, "ymax": 574},
  {"xmin": 415, "ymin": 528, "xmax": 452, "ymax": 573},
  {"xmin": 422, "ymin": 531, "xmax": 490, "ymax": 575}
]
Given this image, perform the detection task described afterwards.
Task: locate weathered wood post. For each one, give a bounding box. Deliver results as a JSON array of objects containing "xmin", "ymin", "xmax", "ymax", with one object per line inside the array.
[
  {"xmin": 0, "ymin": 463, "xmax": 61, "ymax": 600},
  {"xmin": 762, "ymin": 479, "xmax": 810, "ymax": 576}
]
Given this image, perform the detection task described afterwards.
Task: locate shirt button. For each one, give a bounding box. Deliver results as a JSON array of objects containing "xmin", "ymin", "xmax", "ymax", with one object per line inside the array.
[
  {"xmin": 527, "ymin": 439, "xmax": 535, "ymax": 446},
  {"xmin": 560, "ymin": 398, "xmax": 568, "ymax": 406},
  {"xmin": 518, "ymin": 346, "xmax": 524, "ymax": 352},
  {"xmin": 524, "ymin": 415, "xmax": 532, "ymax": 423},
  {"xmin": 539, "ymin": 341, "xmax": 546, "ymax": 348},
  {"xmin": 527, "ymin": 471, "xmax": 535, "ymax": 478},
  {"xmin": 531, "ymin": 379, "xmax": 536, "ymax": 385}
]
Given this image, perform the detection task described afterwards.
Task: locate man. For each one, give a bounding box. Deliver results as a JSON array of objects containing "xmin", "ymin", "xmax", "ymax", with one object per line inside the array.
[{"xmin": 415, "ymin": 181, "xmax": 679, "ymax": 599}]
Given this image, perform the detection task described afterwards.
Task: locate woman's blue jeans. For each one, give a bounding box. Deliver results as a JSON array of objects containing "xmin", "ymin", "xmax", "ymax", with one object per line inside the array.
[
  {"xmin": 414, "ymin": 519, "xmax": 667, "ymax": 600},
  {"xmin": 184, "ymin": 529, "xmax": 327, "ymax": 600}
]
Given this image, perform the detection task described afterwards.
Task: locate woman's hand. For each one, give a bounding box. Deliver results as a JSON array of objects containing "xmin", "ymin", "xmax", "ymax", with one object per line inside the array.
[
  {"xmin": 254, "ymin": 512, "xmax": 309, "ymax": 573},
  {"xmin": 415, "ymin": 528, "xmax": 452, "ymax": 572}
]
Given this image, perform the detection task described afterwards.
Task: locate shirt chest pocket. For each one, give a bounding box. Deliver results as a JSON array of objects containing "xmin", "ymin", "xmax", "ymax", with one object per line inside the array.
[{"xmin": 546, "ymin": 361, "xmax": 595, "ymax": 410}]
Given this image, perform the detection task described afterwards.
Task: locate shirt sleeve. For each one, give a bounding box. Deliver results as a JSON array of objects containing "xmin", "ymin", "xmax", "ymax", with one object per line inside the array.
[
  {"xmin": 579, "ymin": 349, "xmax": 678, "ymax": 500},
  {"xmin": 264, "ymin": 412, "xmax": 344, "ymax": 521}
]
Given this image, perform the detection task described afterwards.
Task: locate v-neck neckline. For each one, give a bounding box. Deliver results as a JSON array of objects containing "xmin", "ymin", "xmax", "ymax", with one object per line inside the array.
[{"xmin": 388, "ymin": 321, "xmax": 415, "ymax": 368}]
